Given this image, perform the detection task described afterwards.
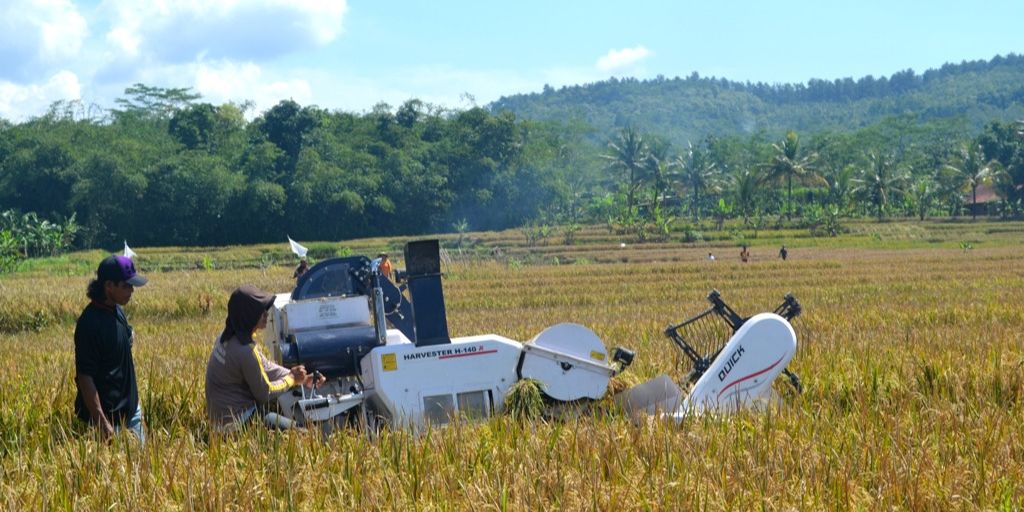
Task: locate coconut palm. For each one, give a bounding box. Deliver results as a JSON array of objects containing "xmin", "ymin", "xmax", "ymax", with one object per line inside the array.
[
  {"xmin": 763, "ymin": 131, "xmax": 818, "ymax": 220},
  {"xmin": 943, "ymin": 143, "xmax": 1006, "ymax": 220},
  {"xmin": 601, "ymin": 127, "xmax": 651, "ymax": 214},
  {"xmin": 822, "ymin": 164, "xmax": 857, "ymax": 213},
  {"xmin": 730, "ymin": 167, "xmax": 764, "ymax": 225},
  {"xmin": 675, "ymin": 143, "xmax": 719, "ymax": 221},
  {"xmin": 852, "ymin": 152, "xmax": 908, "ymax": 222},
  {"xmin": 644, "ymin": 138, "xmax": 675, "ymax": 215},
  {"xmin": 907, "ymin": 176, "xmax": 938, "ymax": 221}
]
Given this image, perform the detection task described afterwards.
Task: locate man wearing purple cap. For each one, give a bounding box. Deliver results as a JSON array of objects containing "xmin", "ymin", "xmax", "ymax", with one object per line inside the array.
[{"xmin": 74, "ymin": 255, "xmax": 148, "ymax": 443}]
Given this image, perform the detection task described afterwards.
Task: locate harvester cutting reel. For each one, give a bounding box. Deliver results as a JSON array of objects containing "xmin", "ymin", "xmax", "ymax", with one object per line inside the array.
[
  {"xmin": 665, "ymin": 289, "xmax": 802, "ymax": 393},
  {"xmin": 617, "ymin": 290, "xmax": 803, "ymax": 419}
]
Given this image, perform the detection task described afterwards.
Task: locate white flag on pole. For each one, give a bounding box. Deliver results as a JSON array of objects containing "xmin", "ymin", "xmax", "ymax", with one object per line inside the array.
[
  {"xmin": 123, "ymin": 241, "xmax": 137, "ymax": 259},
  {"xmin": 287, "ymin": 236, "xmax": 308, "ymax": 258}
]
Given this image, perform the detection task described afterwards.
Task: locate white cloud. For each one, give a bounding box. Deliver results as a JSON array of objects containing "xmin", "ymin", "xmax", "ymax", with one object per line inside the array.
[
  {"xmin": 38, "ymin": 1, "xmax": 89, "ymax": 60},
  {"xmin": 300, "ymin": 65, "xmax": 556, "ymax": 114},
  {"xmin": 0, "ymin": 70, "xmax": 82, "ymax": 120},
  {"xmin": 194, "ymin": 60, "xmax": 312, "ymax": 114},
  {"xmin": 0, "ymin": 1, "xmax": 618, "ymax": 120},
  {"xmin": 0, "ymin": 0, "xmax": 88, "ymax": 80},
  {"xmin": 99, "ymin": 0, "xmax": 347, "ymax": 64},
  {"xmin": 105, "ymin": 26, "xmax": 140, "ymax": 58},
  {"xmin": 274, "ymin": 64, "xmax": 609, "ymax": 117},
  {"xmin": 596, "ymin": 46, "xmax": 652, "ymax": 73}
]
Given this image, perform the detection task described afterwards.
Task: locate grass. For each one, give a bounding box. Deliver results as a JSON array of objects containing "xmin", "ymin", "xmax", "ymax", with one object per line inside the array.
[{"xmin": 1, "ymin": 219, "xmax": 1022, "ymax": 509}]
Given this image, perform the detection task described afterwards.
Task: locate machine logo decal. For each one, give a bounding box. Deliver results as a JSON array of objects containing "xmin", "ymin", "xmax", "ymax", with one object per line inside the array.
[
  {"xmin": 439, "ymin": 348, "xmax": 498, "ymax": 360},
  {"xmin": 381, "ymin": 353, "xmax": 397, "ymax": 371},
  {"xmin": 317, "ymin": 303, "xmax": 337, "ymax": 319},
  {"xmin": 717, "ymin": 354, "xmax": 785, "ymax": 398},
  {"xmin": 402, "ymin": 345, "xmax": 496, "ymax": 361},
  {"xmin": 717, "ymin": 345, "xmax": 746, "ymax": 382}
]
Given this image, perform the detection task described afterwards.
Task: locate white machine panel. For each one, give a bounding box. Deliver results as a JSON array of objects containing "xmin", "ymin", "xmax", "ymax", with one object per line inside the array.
[
  {"xmin": 283, "ymin": 295, "xmax": 371, "ymax": 332},
  {"xmin": 363, "ymin": 335, "xmax": 524, "ymax": 430},
  {"xmin": 673, "ymin": 313, "xmax": 796, "ymax": 417},
  {"xmin": 267, "ymin": 293, "xmax": 375, "ymax": 361},
  {"xmin": 519, "ymin": 323, "xmax": 615, "ymax": 401}
]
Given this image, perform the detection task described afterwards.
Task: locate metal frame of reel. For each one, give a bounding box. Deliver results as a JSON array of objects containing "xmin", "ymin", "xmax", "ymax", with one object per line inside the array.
[{"xmin": 664, "ymin": 290, "xmax": 803, "ymax": 393}]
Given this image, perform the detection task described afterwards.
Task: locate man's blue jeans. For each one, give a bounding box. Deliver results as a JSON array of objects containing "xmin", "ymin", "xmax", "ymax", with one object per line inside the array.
[{"xmin": 117, "ymin": 405, "xmax": 145, "ymax": 445}]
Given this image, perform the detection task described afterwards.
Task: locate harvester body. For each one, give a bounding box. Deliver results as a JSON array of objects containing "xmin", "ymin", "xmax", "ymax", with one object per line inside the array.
[
  {"xmin": 264, "ymin": 240, "xmax": 801, "ymax": 431},
  {"xmin": 265, "ymin": 240, "xmax": 628, "ymax": 431}
]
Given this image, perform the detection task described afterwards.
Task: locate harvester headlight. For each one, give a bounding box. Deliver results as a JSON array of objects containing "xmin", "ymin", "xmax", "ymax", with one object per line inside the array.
[{"xmin": 612, "ymin": 346, "xmax": 635, "ymax": 369}]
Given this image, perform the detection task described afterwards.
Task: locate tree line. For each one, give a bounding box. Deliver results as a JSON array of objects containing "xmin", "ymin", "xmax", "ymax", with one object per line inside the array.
[
  {"xmin": 0, "ymin": 88, "xmax": 575, "ymax": 249},
  {"xmin": 596, "ymin": 118, "xmax": 1023, "ymax": 245},
  {"xmin": 0, "ymin": 84, "xmax": 1023, "ymax": 265}
]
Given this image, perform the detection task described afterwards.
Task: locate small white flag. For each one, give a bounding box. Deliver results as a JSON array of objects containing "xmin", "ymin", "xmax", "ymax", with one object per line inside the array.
[
  {"xmin": 123, "ymin": 241, "xmax": 137, "ymax": 259},
  {"xmin": 287, "ymin": 236, "xmax": 308, "ymax": 258}
]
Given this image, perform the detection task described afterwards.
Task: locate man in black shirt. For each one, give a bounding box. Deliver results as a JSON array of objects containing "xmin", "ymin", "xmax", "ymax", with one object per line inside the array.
[{"xmin": 74, "ymin": 255, "xmax": 148, "ymax": 443}]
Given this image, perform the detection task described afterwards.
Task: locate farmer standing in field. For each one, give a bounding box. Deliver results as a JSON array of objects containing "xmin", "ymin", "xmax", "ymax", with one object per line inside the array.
[
  {"xmin": 205, "ymin": 285, "xmax": 323, "ymax": 432},
  {"xmin": 74, "ymin": 255, "xmax": 148, "ymax": 443},
  {"xmin": 378, "ymin": 252, "xmax": 393, "ymax": 280},
  {"xmin": 293, "ymin": 257, "xmax": 309, "ymax": 280}
]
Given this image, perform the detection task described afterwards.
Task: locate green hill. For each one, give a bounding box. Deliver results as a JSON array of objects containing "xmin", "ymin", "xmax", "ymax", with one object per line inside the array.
[{"xmin": 489, "ymin": 54, "xmax": 1024, "ymax": 144}]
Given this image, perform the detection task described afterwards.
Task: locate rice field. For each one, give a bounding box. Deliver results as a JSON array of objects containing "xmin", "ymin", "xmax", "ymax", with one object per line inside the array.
[{"xmin": 1, "ymin": 220, "xmax": 1022, "ymax": 510}]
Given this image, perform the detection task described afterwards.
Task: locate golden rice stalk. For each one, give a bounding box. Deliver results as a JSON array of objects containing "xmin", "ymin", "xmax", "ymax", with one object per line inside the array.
[{"xmin": 504, "ymin": 378, "xmax": 544, "ymax": 420}]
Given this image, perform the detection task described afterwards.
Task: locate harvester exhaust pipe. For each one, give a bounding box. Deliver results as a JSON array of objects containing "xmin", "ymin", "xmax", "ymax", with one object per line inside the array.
[{"xmin": 404, "ymin": 240, "xmax": 451, "ymax": 346}]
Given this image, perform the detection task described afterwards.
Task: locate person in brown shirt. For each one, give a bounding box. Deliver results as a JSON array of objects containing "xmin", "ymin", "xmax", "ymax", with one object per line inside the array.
[
  {"xmin": 204, "ymin": 285, "xmax": 322, "ymax": 432},
  {"xmin": 293, "ymin": 258, "xmax": 309, "ymax": 280}
]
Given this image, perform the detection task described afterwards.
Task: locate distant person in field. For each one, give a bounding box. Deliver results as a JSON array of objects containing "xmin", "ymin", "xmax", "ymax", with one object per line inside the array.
[
  {"xmin": 708, "ymin": 252, "xmax": 716, "ymax": 261},
  {"xmin": 293, "ymin": 258, "xmax": 309, "ymax": 280},
  {"xmin": 378, "ymin": 252, "xmax": 393, "ymax": 280},
  {"xmin": 779, "ymin": 245, "xmax": 788, "ymax": 261},
  {"xmin": 205, "ymin": 285, "xmax": 324, "ymax": 432},
  {"xmin": 74, "ymin": 255, "xmax": 148, "ymax": 443},
  {"xmin": 740, "ymin": 245, "xmax": 750, "ymax": 263}
]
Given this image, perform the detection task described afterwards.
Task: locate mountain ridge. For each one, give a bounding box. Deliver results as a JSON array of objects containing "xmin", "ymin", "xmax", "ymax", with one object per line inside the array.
[{"xmin": 489, "ymin": 53, "xmax": 1024, "ymax": 143}]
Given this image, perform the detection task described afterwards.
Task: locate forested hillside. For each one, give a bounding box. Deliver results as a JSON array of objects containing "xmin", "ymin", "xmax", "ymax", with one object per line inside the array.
[
  {"xmin": 2, "ymin": 55, "xmax": 1024, "ymax": 261},
  {"xmin": 490, "ymin": 54, "xmax": 1024, "ymax": 145}
]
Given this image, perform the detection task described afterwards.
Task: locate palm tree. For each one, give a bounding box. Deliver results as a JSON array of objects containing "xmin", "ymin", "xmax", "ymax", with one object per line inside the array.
[
  {"xmin": 934, "ymin": 165, "xmax": 967, "ymax": 217},
  {"xmin": 943, "ymin": 143, "xmax": 1006, "ymax": 220},
  {"xmin": 907, "ymin": 176, "xmax": 937, "ymax": 221},
  {"xmin": 644, "ymin": 138, "xmax": 675, "ymax": 215},
  {"xmin": 822, "ymin": 164, "xmax": 857, "ymax": 213},
  {"xmin": 852, "ymin": 152, "xmax": 907, "ymax": 222},
  {"xmin": 730, "ymin": 167, "xmax": 764, "ymax": 225},
  {"xmin": 675, "ymin": 143, "xmax": 718, "ymax": 221},
  {"xmin": 763, "ymin": 131, "xmax": 818, "ymax": 220},
  {"xmin": 601, "ymin": 127, "xmax": 650, "ymax": 214}
]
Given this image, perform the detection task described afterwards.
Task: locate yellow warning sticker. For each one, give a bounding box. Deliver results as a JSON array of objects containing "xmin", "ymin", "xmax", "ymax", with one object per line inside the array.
[
  {"xmin": 590, "ymin": 351, "xmax": 606, "ymax": 361},
  {"xmin": 382, "ymin": 353, "xmax": 397, "ymax": 371}
]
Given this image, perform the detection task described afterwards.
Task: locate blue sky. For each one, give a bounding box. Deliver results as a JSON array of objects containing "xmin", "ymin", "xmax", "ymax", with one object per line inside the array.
[{"xmin": 1, "ymin": 0, "xmax": 1022, "ymax": 120}]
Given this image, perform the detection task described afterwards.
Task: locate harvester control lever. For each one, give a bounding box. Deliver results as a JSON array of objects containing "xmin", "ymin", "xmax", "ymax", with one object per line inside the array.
[{"xmin": 311, "ymin": 370, "xmax": 323, "ymax": 395}]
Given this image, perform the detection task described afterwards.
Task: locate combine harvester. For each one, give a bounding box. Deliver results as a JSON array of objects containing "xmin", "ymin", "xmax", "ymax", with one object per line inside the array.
[{"xmin": 264, "ymin": 240, "xmax": 802, "ymax": 431}]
